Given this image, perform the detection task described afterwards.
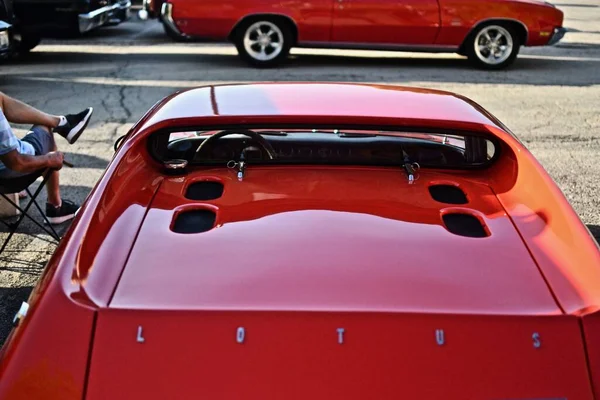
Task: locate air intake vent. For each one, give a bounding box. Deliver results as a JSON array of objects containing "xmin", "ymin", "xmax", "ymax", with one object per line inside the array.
[
  {"xmin": 429, "ymin": 185, "xmax": 467, "ymax": 205},
  {"xmin": 185, "ymin": 181, "xmax": 224, "ymax": 201},
  {"xmin": 173, "ymin": 210, "xmax": 216, "ymax": 234},
  {"xmin": 442, "ymin": 213, "xmax": 488, "ymax": 238}
]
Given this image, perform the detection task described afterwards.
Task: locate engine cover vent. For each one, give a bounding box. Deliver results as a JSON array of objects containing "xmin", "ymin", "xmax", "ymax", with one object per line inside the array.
[
  {"xmin": 185, "ymin": 181, "xmax": 224, "ymax": 201},
  {"xmin": 173, "ymin": 210, "xmax": 216, "ymax": 234},
  {"xmin": 429, "ymin": 185, "xmax": 468, "ymax": 205},
  {"xmin": 442, "ymin": 213, "xmax": 488, "ymax": 238}
]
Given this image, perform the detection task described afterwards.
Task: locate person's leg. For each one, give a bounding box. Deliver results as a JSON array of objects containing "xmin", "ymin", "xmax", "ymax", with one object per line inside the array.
[
  {"xmin": 20, "ymin": 125, "xmax": 61, "ymax": 206},
  {"xmin": 22, "ymin": 126, "xmax": 80, "ymax": 223},
  {"xmin": 0, "ymin": 92, "xmax": 60, "ymax": 128},
  {"xmin": 46, "ymin": 171, "xmax": 61, "ymax": 206},
  {"xmin": 43, "ymin": 130, "xmax": 61, "ymax": 207},
  {"xmin": 0, "ymin": 91, "xmax": 93, "ymax": 145}
]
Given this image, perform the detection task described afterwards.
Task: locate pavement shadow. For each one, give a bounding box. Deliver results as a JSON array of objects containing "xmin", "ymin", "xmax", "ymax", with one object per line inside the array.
[
  {"xmin": 3, "ymin": 48, "xmax": 599, "ymax": 87},
  {"xmin": 63, "ymin": 153, "xmax": 109, "ymax": 170},
  {"xmin": 0, "ymin": 184, "xmax": 92, "ymax": 255},
  {"xmin": 556, "ymin": 43, "xmax": 600, "ymax": 50},
  {"xmin": 0, "ymin": 249, "xmax": 49, "ymax": 274},
  {"xmin": 0, "ymin": 286, "xmax": 33, "ymax": 347},
  {"xmin": 59, "ymin": 184, "xmax": 95, "ymax": 202}
]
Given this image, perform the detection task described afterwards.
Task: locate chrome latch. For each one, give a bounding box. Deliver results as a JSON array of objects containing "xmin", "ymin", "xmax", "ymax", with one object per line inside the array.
[
  {"xmin": 401, "ymin": 150, "xmax": 420, "ymax": 184},
  {"xmin": 227, "ymin": 160, "xmax": 246, "ymax": 181},
  {"xmin": 237, "ymin": 160, "xmax": 246, "ymax": 181},
  {"xmin": 402, "ymin": 161, "xmax": 420, "ymax": 184}
]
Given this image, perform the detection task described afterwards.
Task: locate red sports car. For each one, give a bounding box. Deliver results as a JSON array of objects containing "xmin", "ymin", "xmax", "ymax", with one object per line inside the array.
[
  {"xmin": 159, "ymin": 0, "xmax": 565, "ymax": 68},
  {"xmin": 1, "ymin": 83, "xmax": 599, "ymax": 399}
]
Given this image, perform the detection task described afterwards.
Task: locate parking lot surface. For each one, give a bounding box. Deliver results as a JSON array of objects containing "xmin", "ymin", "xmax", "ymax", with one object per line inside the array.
[{"xmin": 0, "ymin": 0, "xmax": 598, "ymax": 345}]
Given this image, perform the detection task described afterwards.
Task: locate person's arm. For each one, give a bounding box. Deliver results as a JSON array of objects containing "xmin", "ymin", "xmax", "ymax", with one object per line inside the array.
[
  {"xmin": 0, "ymin": 150, "xmax": 64, "ymax": 174},
  {"xmin": 0, "ymin": 92, "xmax": 59, "ymax": 128}
]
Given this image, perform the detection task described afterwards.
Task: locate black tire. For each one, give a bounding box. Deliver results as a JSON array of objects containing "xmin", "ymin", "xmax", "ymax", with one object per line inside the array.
[
  {"xmin": 16, "ymin": 34, "xmax": 40, "ymax": 53},
  {"xmin": 233, "ymin": 17, "xmax": 293, "ymax": 68},
  {"xmin": 464, "ymin": 23, "xmax": 521, "ymax": 70}
]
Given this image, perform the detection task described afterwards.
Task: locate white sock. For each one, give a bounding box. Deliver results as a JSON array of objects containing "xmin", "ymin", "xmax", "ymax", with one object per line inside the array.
[{"xmin": 58, "ymin": 116, "xmax": 67, "ymax": 127}]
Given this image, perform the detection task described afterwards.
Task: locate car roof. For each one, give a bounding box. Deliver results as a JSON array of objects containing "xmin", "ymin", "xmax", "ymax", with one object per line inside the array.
[{"xmin": 138, "ymin": 83, "xmax": 507, "ymax": 133}]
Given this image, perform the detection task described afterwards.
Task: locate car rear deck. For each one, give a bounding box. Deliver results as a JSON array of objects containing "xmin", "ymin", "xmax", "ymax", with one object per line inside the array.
[
  {"xmin": 87, "ymin": 165, "xmax": 592, "ymax": 399},
  {"xmin": 109, "ymin": 166, "xmax": 559, "ymax": 315}
]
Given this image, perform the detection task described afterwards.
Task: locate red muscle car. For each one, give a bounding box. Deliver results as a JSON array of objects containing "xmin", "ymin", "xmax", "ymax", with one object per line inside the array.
[
  {"xmin": 159, "ymin": 0, "xmax": 565, "ymax": 69},
  {"xmin": 1, "ymin": 83, "xmax": 599, "ymax": 399}
]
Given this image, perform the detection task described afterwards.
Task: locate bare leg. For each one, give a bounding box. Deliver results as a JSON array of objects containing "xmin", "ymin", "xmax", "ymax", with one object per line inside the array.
[
  {"xmin": 46, "ymin": 170, "xmax": 61, "ymax": 207},
  {"xmin": 0, "ymin": 92, "xmax": 60, "ymax": 128},
  {"xmin": 35, "ymin": 126, "xmax": 61, "ymax": 207}
]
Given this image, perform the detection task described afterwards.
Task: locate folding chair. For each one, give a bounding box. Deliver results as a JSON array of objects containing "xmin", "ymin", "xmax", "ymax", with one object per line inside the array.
[{"xmin": 0, "ymin": 168, "xmax": 60, "ymax": 254}]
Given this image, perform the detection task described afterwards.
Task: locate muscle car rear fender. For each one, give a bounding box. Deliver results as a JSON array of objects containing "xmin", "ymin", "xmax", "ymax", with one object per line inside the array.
[
  {"xmin": 228, "ymin": 13, "xmax": 299, "ymax": 44},
  {"xmin": 436, "ymin": 0, "xmax": 563, "ymax": 47}
]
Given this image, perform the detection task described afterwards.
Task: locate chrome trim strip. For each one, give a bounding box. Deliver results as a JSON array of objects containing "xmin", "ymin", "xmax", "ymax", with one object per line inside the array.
[
  {"xmin": 548, "ymin": 27, "xmax": 566, "ymax": 45},
  {"xmin": 0, "ymin": 27, "xmax": 11, "ymax": 53},
  {"xmin": 0, "ymin": 30, "xmax": 9, "ymax": 53},
  {"xmin": 118, "ymin": 0, "xmax": 132, "ymax": 11},
  {"xmin": 297, "ymin": 41, "xmax": 458, "ymax": 53},
  {"xmin": 78, "ymin": 3, "xmax": 121, "ymax": 33},
  {"xmin": 161, "ymin": 2, "xmax": 190, "ymax": 39}
]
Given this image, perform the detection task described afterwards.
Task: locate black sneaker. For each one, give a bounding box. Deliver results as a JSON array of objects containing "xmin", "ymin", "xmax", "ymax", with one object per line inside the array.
[
  {"xmin": 46, "ymin": 199, "xmax": 80, "ymax": 225},
  {"xmin": 54, "ymin": 107, "xmax": 94, "ymax": 144}
]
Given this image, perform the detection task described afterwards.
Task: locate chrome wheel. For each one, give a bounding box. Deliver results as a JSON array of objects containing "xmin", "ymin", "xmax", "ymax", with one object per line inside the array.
[
  {"xmin": 474, "ymin": 25, "xmax": 514, "ymax": 65},
  {"xmin": 243, "ymin": 21, "xmax": 284, "ymax": 62}
]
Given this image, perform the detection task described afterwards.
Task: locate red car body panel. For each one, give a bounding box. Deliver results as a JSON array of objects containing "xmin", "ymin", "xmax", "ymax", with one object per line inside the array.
[
  {"xmin": 435, "ymin": 0, "xmax": 565, "ymax": 46},
  {"xmin": 86, "ymin": 311, "xmax": 591, "ymax": 399},
  {"xmin": 111, "ymin": 167, "xmax": 559, "ymax": 314},
  {"xmin": 140, "ymin": 84, "xmax": 501, "ymax": 130},
  {"xmin": 330, "ymin": 0, "xmax": 440, "ymax": 45},
  {"xmin": 168, "ymin": 0, "xmax": 563, "ymax": 47},
  {"xmin": 0, "ymin": 83, "xmax": 598, "ymax": 399}
]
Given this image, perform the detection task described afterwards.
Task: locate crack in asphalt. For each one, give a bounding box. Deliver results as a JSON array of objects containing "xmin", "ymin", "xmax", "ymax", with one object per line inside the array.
[{"xmin": 118, "ymin": 85, "xmax": 132, "ymax": 122}]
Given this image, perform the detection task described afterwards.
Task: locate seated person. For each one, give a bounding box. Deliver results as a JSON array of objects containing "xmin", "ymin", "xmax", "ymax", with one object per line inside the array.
[{"xmin": 0, "ymin": 91, "xmax": 93, "ymax": 224}]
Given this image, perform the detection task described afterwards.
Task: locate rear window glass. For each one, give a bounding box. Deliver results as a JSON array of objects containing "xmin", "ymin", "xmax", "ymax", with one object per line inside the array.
[{"xmin": 158, "ymin": 128, "xmax": 498, "ymax": 169}]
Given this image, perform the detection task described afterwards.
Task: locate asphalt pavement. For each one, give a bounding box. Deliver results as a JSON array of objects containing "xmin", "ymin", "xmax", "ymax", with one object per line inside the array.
[{"xmin": 0, "ymin": 0, "xmax": 598, "ymax": 345}]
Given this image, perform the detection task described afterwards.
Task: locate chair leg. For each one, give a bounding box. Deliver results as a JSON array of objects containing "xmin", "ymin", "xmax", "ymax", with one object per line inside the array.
[
  {"xmin": 0, "ymin": 175, "xmax": 60, "ymax": 253},
  {"xmin": 16, "ymin": 177, "xmax": 61, "ymax": 241},
  {"xmin": 0, "ymin": 194, "xmax": 23, "ymax": 254},
  {"xmin": 0, "ymin": 217, "xmax": 17, "ymax": 254},
  {"xmin": 26, "ymin": 188, "xmax": 60, "ymax": 241}
]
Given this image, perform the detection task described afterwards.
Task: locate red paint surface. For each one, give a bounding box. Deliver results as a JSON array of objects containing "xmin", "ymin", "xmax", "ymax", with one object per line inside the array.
[
  {"xmin": 436, "ymin": 0, "xmax": 564, "ymax": 46},
  {"xmin": 167, "ymin": 0, "xmax": 563, "ymax": 47},
  {"xmin": 139, "ymin": 84, "xmax": 505, "ymax": 131},
  {"xmin": 86, "ymin": 310, "xmax": 592, "ymax": 399},
  {"xmin": 331, "ymin": 0, "xmax": 440, "ymax": 44},
  {"xmin": 111, "ymin": 168, "xmax": 560, "ymax": 315},
  {"xmin": 1, "ymin": 83, "xmax": 598, "ymax": 399}
]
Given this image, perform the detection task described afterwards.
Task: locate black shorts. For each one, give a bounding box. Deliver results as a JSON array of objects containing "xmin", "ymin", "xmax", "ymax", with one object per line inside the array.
[
  {"xmin": 21, "ymin": 125, "xmax": 54, "ymax": 156},
  {"xmin": 0, "ymin": 126, "xmax": 55, "ymax": 178}
]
